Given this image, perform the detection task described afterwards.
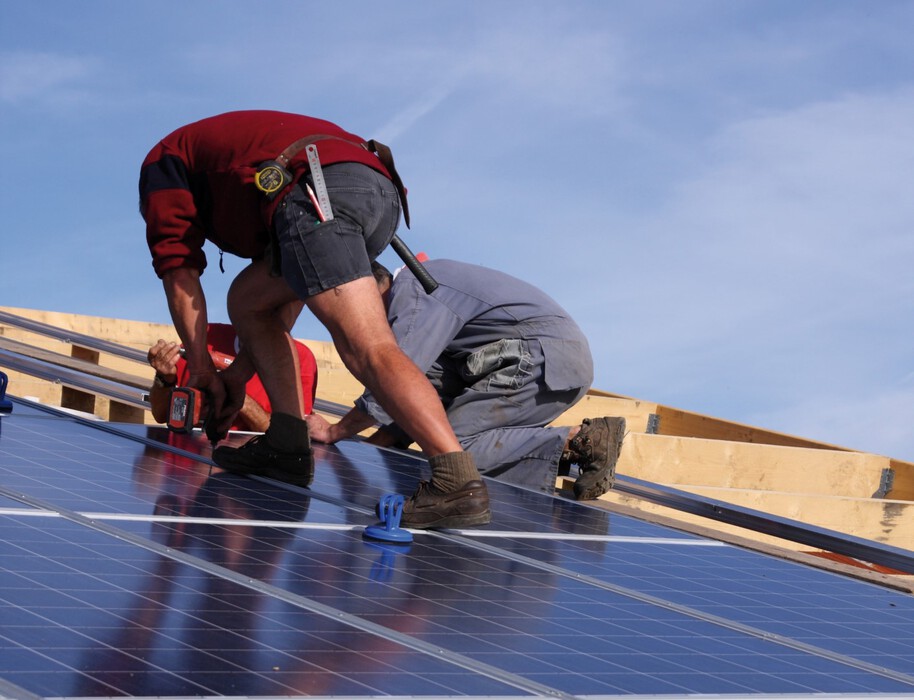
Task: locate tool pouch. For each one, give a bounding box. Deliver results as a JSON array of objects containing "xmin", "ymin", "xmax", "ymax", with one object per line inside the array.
[{"xmin": 363, "ymin": 139, "xmax": 410, "ymax": 228}]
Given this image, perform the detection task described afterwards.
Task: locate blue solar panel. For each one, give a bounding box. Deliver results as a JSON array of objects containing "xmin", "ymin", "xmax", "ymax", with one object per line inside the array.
[{"xmin": 2, "ymin": 398, "xmax": 914, "ymax": 698}]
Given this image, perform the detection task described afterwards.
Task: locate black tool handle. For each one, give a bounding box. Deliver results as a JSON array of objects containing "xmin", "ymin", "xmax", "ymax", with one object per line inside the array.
[{"xmin": 389, "ymin": 234, "xmax": 438, "ymax": 294}]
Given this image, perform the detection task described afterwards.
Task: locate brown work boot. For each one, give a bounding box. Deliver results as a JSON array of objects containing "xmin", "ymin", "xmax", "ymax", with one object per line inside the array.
[
  {"xmin": 212, "ymin": 434, "xmax": 314, "ymax": 487},
  {"xmin": 401, "ymin": 479, "xmax": 491, "ymax": 529},
  {"xmin": 566, "ymin": 417, "xmax": 625, "ymax": 500}
]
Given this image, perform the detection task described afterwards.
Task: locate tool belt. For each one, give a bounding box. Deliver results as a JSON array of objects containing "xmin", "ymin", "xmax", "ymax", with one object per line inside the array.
[{"xmin": 255, "ymin": 134, "xmax": 411, "ymax": 228}]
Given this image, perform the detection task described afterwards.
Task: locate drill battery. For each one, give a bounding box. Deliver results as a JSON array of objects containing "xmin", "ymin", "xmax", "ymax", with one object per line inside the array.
[{"xmin": 167, "ymin": 386, "xmax": 204, "ymax": 433}]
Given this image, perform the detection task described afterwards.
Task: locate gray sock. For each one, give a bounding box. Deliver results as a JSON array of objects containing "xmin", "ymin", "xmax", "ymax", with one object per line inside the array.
[
  {"xmin": 428, "ymin": 451, "xmax": 481, "ymax": 492},
  {"xmin": 266, "ymin": 412, "xmax": 311, "ymax": 453}
]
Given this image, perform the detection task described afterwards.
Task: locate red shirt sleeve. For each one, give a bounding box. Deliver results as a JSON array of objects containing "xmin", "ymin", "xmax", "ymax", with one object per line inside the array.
[{"xmin": 144, "ymin": 188, "xmax": 209, "ymax": 278}]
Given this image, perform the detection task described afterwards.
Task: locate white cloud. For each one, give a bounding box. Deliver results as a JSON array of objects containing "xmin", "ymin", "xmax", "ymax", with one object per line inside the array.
[
  {"xmin": 376, "ymin": 79, "xmax": 462, "ymax": 144},
  {"xmin": 573, "ymin": 87, "xmax": 914, "ymax": 461},
  {"xmin": 633, "ymin": 87, "xmax": 914, "ymax": 328},
  {"xmin": 361, "ymin": 15, "xmax": 628, "ymax": 144},
  {"xmin": 0, "ymin": 51, "xmax": 96, "ymax": 104}
]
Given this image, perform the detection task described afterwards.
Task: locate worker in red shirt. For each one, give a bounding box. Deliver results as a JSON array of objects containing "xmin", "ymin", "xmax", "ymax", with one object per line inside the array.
[
  {"xmin": 139, "ymin": 111, "xmax": 488, "ymax": 529},
  {"xmin": 146, "ymin": 323, "xmax": 318, "ymax": 433}
]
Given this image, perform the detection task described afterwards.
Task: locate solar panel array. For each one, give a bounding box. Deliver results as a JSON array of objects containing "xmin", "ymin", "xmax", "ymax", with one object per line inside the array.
[{"xmin": 1, "ymin": 398, "xmax": 913, "ymax": 699}]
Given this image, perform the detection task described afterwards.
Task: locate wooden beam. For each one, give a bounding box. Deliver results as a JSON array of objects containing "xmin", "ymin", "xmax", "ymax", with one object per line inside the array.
[
  {"xmin": 654, "ymin": 405, "xmax": 852, "ymax": 450},
  {"xmin": 616, "ymin": 432, "xmax": 892, "ymax": 499},
  {"xmin": 60, "ymin": 386, "xmax": 96, "ymax": 415},
  {"xmin": 107, "ymin": 400, "xmax": 146, "ymax": 424},
  {"xmin": 550, "ymin": 394, "xmax": 659, "ymax": 432}
]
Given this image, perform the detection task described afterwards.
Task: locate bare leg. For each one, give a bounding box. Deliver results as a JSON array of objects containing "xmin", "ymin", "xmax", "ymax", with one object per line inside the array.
[
  {"xmin": 226, "ymin": 259, "xmax": 306, "ymax": 419},
  {"xmin": 211, "ymin": 260, "xmax": 313, "ymax": 484}
]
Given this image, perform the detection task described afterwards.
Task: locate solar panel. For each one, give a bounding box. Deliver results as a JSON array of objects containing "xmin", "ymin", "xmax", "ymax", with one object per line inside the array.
[{"xmin": 2, "ymin": 398, "xmax": 913, "ymax": 699}]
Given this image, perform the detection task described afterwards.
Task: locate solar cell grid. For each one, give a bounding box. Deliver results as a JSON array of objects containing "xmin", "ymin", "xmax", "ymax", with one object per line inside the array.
[
  {"xmin": 1, "ymin": 514, "xmax": 531, "ymax": 698},
  {"xmin": 1, "ymin": 399, "xmax": 914, "ymax": 698}
]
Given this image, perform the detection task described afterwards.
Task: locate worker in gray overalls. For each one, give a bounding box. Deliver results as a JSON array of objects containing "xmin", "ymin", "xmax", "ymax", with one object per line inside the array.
[{"xmin": 306, "ymin": 258, "xmax": 625, "ymax": 499}]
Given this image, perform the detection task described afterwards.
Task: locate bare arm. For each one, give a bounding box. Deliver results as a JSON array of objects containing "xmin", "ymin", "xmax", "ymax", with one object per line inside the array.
[
  {"xmin": 237, "ymin": 394, "xmax": 271, "ymax": 432},
  {"xmin": 161, "ymin": 268, "xmax": 211, "ymax": 377},
  {"xmin": 161, "ymin": 267, "xmax": 230, "ymax": 437},
  {"xmin": 146, "ymin": 339, "xmax": 181, "ymax": 423},
  {"xmin": 305, "ymin": 277, "xmax": 461, "ymax": 456}
]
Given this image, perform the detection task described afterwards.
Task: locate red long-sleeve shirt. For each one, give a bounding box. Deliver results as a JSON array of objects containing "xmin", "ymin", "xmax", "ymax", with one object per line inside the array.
[{"xmin": 139, "ymin": 110, "xmax": 391, "ymax": 278}]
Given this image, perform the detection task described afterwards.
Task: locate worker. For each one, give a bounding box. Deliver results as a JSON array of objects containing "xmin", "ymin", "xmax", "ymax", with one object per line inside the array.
[
  {"xmin": 146, "ymin": 322, "xmax": 318, "ymax": 432},
  {"xmin": 139, "ymin": 110, "xmax": 489, "ymax": 529},
  {"xmin": 305, "ymin": 259, "xmax": 626, "ymax": 500}
]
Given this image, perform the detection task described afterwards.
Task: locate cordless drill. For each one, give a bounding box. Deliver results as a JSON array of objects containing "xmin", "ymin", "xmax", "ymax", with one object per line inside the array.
[{"xmin": 166, "ymin": 349, "xmax": 234, "ymax": 434}]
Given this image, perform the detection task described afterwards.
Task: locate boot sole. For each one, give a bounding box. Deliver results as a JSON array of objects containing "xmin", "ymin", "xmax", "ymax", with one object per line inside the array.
[{"xmin": 574, "ymin": 472, "xmax": 614, "ymax": 500}]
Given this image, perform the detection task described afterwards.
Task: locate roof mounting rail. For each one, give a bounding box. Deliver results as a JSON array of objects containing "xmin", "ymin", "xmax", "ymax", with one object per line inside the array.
[
  {"xmin": 0, "ymin": 309, "xmax": 148, "ymax": 364},
  {"xmin": 0, "ymin": 348, "xmax": 149, "ymax": 410}
]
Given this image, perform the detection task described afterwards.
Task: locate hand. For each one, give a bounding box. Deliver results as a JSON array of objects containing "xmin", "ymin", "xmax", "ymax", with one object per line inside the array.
[
  {"xmin": 305, "ymin": 413, "xmax": 335, "ymax": 443},
  {"xmin": 185, "ymin": 370, "xmax": 229, "ymax": 442},
  {"xmin": 147, "ymin": 339, "xmax": 181, "ymax": 379}
]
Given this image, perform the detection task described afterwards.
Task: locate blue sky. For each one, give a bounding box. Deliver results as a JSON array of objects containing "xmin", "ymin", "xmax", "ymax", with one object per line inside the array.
[{"xmin": 1, "ymin": 1, "xmax": 912, "ymax": 461}]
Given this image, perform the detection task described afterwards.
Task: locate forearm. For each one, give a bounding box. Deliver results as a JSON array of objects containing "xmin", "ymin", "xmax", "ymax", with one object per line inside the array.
[
  {"xmin": 237, "ymin": 394, "xmax": 270, "ymax": 432},
  {"xmin": 161, "ymin": 268, "xmax": 211, "ymax": 376}
]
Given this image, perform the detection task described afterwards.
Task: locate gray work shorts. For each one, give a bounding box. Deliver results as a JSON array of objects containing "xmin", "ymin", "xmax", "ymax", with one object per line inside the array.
[{"xmin": 272, "ymin": 162, "xmax": 401, "ymax": 298}]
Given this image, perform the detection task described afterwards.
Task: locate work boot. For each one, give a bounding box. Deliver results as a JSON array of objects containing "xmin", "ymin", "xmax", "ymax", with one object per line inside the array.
[
  {"xmin": 401, "ymin": 479, "xmax": 491, "ymax": 529},
  {"xmin": 567, "ymin": 417, "xmax": 625, "ymax": 500},
  {"xmin": 212, "ymin": 434, "xmax": 314, "ymax": 487}
]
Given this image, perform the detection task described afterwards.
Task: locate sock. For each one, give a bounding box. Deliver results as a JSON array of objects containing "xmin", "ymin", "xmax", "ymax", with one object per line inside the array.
[
  {"xmin": 265, "ymin": 412, "xmax": 311, "ymax": 453},
  {"xmin": 428, "ymin": 451, "xmax": 481, "ymax": 492}
]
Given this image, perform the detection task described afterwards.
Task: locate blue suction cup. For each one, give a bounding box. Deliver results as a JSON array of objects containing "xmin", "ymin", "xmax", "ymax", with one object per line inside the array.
[
  {"xmin": 363, "ymin": 493, "xmax": 413, "ymax": 544},
  {"xmin": 0, "ymin": 372, "xmax": 12, "ymax": 416}
]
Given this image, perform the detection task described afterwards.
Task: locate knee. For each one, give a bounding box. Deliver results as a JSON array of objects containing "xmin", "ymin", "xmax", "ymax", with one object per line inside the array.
[
  {"xmin": 226, "ymin": 279, "xmax": 260, "ymax": 325},
  {"xmin": 338, "ymin": 340, "xmax": 401, "ymax": 385},
  {"xmin": 227, "ymin": 264, "xmax": 298, "ymax": 323}
]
